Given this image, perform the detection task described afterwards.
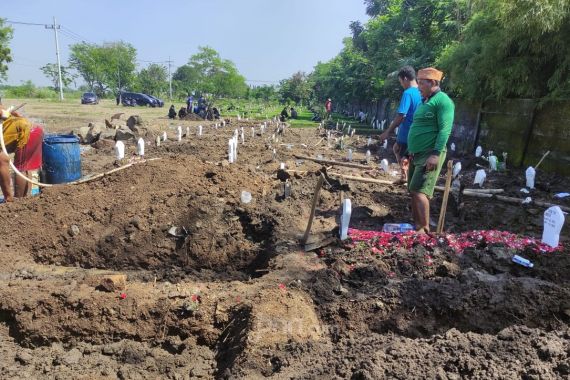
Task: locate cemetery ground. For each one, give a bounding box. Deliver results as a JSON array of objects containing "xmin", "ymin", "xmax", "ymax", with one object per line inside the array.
[{"xmin": 0, "ymin": 99, "xmax": 569, "ymax": 379}]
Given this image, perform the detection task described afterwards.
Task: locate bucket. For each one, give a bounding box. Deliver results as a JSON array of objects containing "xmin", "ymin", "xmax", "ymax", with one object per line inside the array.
[{"xmin": 42, "ymin": 134, "xmax": 81, "ymax": 184}]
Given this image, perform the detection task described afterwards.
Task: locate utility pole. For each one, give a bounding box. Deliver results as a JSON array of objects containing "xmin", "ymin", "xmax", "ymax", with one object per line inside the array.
[
  {"xmin": 45, "ymin": 17, "xmax": 64, "ymax": 101},
  {"xmin": 168, "ymin": 57, "xmax": 172, "ymax": 100}
]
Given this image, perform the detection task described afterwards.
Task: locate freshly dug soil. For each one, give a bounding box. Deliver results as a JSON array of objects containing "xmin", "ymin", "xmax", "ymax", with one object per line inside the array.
[{"xmin": 0, "ymin": 121, "xmax": 568, "ymax": 379}]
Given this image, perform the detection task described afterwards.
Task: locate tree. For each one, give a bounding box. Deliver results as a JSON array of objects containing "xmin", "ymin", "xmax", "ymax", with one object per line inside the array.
[
  {"xmin": 69, "ymin": 41, "xmax": 137, "ymax": 96},
  {"xmin": 40, "ymin": 63, "xmax": 76, "ymax": 90},
  {"xmin": 136, "ymin": 64, "xmax": 168, "ymax": 96},
  {"xmin": 439, "ymin": 0, "xmax": 570, "ymax": 99},
  {"xmin": 278, "ymin": 71, "xmax": 312, "ymax": 105},
  {"xmin": 249, "ymin": 85, "xmax": 278, "ymax": 101},
  {"xmin": 173, "ymin": 46, "xmax": 247, "ymax": 98},
  {"xmin": 0, "ymin": 18, "xmax": 13, "ymax": 82}
]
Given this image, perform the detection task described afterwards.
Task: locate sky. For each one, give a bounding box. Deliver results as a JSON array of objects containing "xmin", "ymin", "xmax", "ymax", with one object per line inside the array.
[{"xmin": 4, "ymin": 0, "xmax": 368, "ymax": 88}]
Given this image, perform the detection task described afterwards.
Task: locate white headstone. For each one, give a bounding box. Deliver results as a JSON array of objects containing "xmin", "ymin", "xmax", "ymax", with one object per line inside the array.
[
  {"xmin": 542, "ymin": 206, "xmax": 565, "ymax": 248},
  {"xmin": 115, "ymin": 141, "xmax": 125, "ymax": 160},
  {"xmin": 475, "ymin": 146, "xmax": 482, "ymax": 157},
  {"xmin": 186, "ymin": 126, "xmax": 190, "ymax": 138},
  {"xmin": 177, "ymin": 126, "xmax": 182, "ymax": 141},
  {"xmin": 450, "ymin": 142, "xmax": 456, "ymax": 151},
  {"xmin": 474, "ymin": 169, "xmax": 486, "ymax": 187},
  {"xmin": 380, "ymin": 159, "xmax": 389, "ymax": 173},
  {"xmin": 453, "ymin": 162, "xmax": 462, "ymax": 177},
  {"xmin": 228, "ymin": 139, "xmax": 234, "ymax": 163},
  {"xmin": 155, "ymin": 136, "xmax": 161, "ymax": 147},
  {"xmin": 251, "ymin": 127, "xmax": 255, "ymax": 137},
  {"xmin": 347, "ymin": 149, "xmax": 353, "ymax": 162},
  {"xmin": 137, "ymin": 138, "xmax": 145, "ymax": 156},
  {"xmin": 489, "ymin": 155, "xmax": 498, "ymax": 171},
  {"xmin": 162, "ymin": 131, "xmax": 167, "ymax": 141},
  {"xmin": 280, "ymin": 162, "xmax": 285, "ymax": 170},
  {"xmin": 366, "ymin": 150, "xmax": 371, "ymax": 163},
  {"xmin": 198, "ymin": 125, "xmax": 203, "ymax": 136},
  {"xmin": 340, "ymin": 198, "xmax": 352, "ymax": 240},
  {"xmin": 526, "ymin": 166, "xmax": 536, "ymax": 189},
  {"xmin": 367, "ymin": 137, "xmax": 372, "ymax": 147},
  {"xmin": 383, "ymin": 140, "xmax": 388, "ymax": 149}
]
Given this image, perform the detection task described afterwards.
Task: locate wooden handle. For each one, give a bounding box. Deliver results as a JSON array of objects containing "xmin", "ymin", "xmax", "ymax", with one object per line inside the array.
[
  {"xmin": 436, "ymin": 160, "xmax": 454, "ymax": 234},
  {"xmin": 301, "ymin": 174, "xmax": 325, "ymax": 244}
]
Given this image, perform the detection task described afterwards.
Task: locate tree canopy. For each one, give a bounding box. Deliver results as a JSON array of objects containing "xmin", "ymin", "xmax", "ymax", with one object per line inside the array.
[
  {"xmin": 310, "ymin": 0, "xmax": 569, "ymax": 103},
  {"xmin": 69, "ymin": 41, "xmax": 137, "ymax": 96},
  {"xmin": 135, "ymin": 63, "xmax": 168, "ymax": 97},
  {"xmin": 173, "ymin": 46, "xmax": 247, "ymax": 98},
  {"xmin": 0, "ymin": 18, "xmax": 13, "ymax": 82}
]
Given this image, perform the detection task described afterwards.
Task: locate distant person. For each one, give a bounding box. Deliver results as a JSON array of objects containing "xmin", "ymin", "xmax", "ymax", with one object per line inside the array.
[
  {"xmin": 186, "ymin": 95, "xmax": 194, "ymax": 112},
  {"xmin": 116, "ymin": 93, "xmax": 120, "ymax": 106},
  {"xmin": 358, "ymin": 110, "xmax": 366, "ymax": 123},
  {"xmin": 290, "ymin": 107, "xmax": 298, "ymax": 119},
  {"xmin": 0, "ymin": 105, "xmax": 44, "ymax": 202},
  {"xmin": 212, "ymin": 107, "xmax": 221, "ymax": 119},
  {"xmin": 280, "ymin": 107, "xmax": 289, "ymax": 122},
  {"xmin": 178, "ymin": 107, "xmax": 187, "ymax": 119},
  {"xmin": 325, "ymin": 98, "xmax": 332, "ymax": 118},
  {"xmin": 379, "ymin": 65, "xmax": 422, "ymax": 184},
  {"xmin": 168, "ymin": 105, "xmax": 177, "ymax": 119}
]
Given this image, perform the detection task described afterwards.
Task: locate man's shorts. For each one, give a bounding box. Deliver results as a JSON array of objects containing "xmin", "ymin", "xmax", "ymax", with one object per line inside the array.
[
  {"xmin": 14, "ymin": 126, "xmax": 43, "ymax": 171},
  {"xmin": 408, "ymin": 150, "xmax": 446, "ymax": 198}
]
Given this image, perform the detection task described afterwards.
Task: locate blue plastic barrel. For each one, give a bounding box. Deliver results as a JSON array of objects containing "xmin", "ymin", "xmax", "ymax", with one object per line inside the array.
[{"xmin": 42, "ymin": 134, "xmax": 81, "ymax": 184}]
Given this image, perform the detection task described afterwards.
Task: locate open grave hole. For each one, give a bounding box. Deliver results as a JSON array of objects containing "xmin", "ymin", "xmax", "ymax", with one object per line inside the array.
[{"xmin": 0, "ymin": 157, "xmax": 277, "ymax": 282}]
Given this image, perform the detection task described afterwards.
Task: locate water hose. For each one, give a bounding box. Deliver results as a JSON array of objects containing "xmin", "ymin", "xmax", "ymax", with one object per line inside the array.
[{"xmin": 0, "ymin": 121, "xmax": 160, "ymax": 189}]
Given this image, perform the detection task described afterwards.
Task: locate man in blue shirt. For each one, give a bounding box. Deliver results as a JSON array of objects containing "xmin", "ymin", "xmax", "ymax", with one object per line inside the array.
[{"xmin": 379, "ymin": 66, "xmax": 422, "ymax": 183}]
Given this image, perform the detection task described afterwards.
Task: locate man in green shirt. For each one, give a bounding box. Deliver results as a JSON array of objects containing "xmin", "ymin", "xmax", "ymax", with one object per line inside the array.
[{"xmin": 407, "ymin": 67, "xmax": 454, "ymax": 233}]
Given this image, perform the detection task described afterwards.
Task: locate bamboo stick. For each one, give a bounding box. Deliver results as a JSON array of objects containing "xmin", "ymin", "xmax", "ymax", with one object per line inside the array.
[
  {"xmin": 327, "ymin": 172, "xmax": 395, "ymax": 185},
  {"xmin": 294, "ymin": 155, "xmax": 371, "ymax": 170}
]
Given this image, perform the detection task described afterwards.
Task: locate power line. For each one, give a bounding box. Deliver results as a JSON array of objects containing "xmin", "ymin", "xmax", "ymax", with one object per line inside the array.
[{"xmin": 5, "ymin": 20, "xmax": 46, "ymax": 26}]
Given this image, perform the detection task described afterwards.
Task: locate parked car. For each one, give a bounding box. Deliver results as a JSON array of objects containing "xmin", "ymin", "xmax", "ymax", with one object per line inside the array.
[
  {"xmin": 146, "ymin": 95, "xmax": 164, "ymax": 107},
  {"xmin": 120, "ymin": 92, "xmax": 156, "ymax": 107},
  {"xmin": 81, "ymin": 92, "xmax": 99, "ymax": 104}
]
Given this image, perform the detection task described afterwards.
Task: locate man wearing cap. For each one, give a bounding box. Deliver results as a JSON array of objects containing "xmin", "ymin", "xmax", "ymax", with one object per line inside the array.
[
  {"xmin": 407, "ymin": 67, "xmax": 454, "ymax": 233},
  {"xmin": 0, "ymin": 105, "xmax": 44, "ymax": 202}
]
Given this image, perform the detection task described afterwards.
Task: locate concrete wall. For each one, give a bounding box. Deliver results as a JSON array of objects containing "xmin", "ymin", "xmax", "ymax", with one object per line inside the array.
[{"xmin": 341, "ymin": 98, "xmax": 570, "ymax": 176}]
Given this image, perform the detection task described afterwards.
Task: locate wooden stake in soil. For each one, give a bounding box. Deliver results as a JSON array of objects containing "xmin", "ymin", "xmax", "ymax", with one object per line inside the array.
[
  {"xmin": 301, "ymin": 174, "xmax": 325, "ymax": 244},
  {"xmin": 436, "ymin": 160, "xmax": 453, "ymax": 234}
]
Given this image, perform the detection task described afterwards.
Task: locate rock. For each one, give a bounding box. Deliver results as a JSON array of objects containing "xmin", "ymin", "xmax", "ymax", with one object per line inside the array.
[
  {"xmin": 86, "ymin": 122, "xmax": 103, "ymax": 143},
  {"xmin": 68, "ymin": 225, "xmax": 80, "ymax": 237},
  {"xmin": 76, "ymin": 126, "xmax": 91, "ymax": 144},
  {"xmin": 220, "ymin": 160, "xmax": 230, "ymax": 167},
  {"xmin": 331, "ymin": 259, "xmax": 351, "ymax": 277},
  {"xmin": 115, "ymin": 128, "xmax": 136, "ymax": 141},
  {"xmin": 127, "ymin": 115, "xmax": 143, "ymax": 130},
  {"xmin": 91, "ymin": 139, "xmax": 115, "ymax": 149},
  {"xmin": 15, "ymin": 351, "xmax": 33, "ymax": 365},
  {"xmin": 435, "ymin": 261, "xmax": 461, "ymax": 278},
  {"xmin": 102, "ymin": 344, "xmax": 116, "ymax": 355},
  {"xmin": 99, "ymin": 130, "xmax": 117, "ymax": 140},
  {"xmin": 85, "ymin": 273, "xmax": 127, "ymax": 292},
  {"xmin": 61, "ymin": 348, "xmax": 82, "ymax": 366}
]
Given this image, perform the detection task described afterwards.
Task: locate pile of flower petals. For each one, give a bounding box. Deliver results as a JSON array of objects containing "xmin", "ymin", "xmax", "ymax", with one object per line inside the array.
[{"xmin": 348, "ymin": 228, "xmax": 562, "ymax": 254}]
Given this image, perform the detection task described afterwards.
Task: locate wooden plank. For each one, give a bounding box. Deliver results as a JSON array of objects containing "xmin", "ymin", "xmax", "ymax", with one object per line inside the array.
[
  {"xmin": 301, "ymin": 174, "xmax": 325, "ymax": 244},
  {"xmin": 294, "ymin": 155, "xmax": 371, "ymax": 170},
  {"xmin": 328, "ymin": 172, "xmax": 394, "ymax": 185}
]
